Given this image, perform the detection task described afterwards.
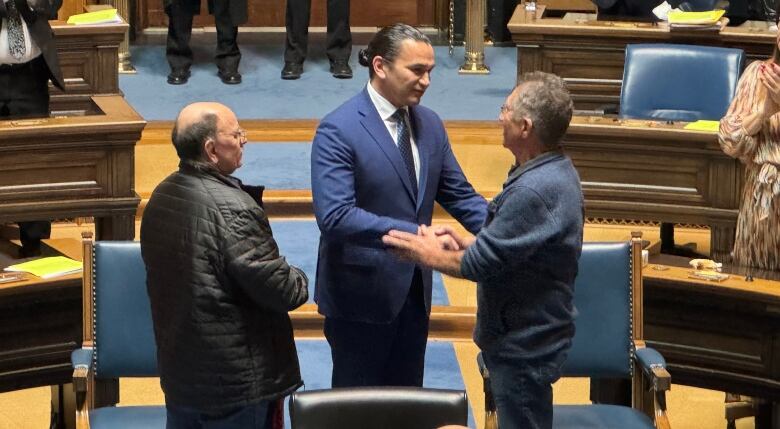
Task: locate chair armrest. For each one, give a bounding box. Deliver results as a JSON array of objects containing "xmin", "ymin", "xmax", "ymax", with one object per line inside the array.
[
  {"xmin": 71, "ymin": 348, "xmax": 94, "ymax": 394},
  {"xmin": 635, "ymin": 347, "xmax": 671, "ymax": 392}
]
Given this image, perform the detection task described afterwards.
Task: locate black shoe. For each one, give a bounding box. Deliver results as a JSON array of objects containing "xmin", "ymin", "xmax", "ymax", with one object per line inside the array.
[
  {"xmin": 218, "ymin": 70, "xmax": 242, "ymax": 85},
  {"xmin": 330, "ymin": 59, "xmax": 353, "ymax": 79},
  {"xmin": 167, "ymin": 69, "xmax": 190, "ymax": 85},
  {"xmin": 281, "ymin": 62, "xmax": 303, "ymax": 80}
]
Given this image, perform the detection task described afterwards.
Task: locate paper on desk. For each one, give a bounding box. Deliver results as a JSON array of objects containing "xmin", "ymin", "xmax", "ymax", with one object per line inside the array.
[
  {"xmin": 667, "ymin": 9, "xmax": 726, "ymax": 25},
  {"xmin": 66, "ymin": 9, "xmax": 121, "ymax": 25},
  {"xmin": 4, "ymin": 256, "xmax": 82, "ymax": 279},
  {"xmin": 684, "ymin": 120, "xmax": 720, "ymax": 132}
]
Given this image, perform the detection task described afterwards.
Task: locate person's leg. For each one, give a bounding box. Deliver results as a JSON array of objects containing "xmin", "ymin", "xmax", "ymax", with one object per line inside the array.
[
  {"xmin": 202, "ymin": 402, "xmax": 271, "ymax": 429},
  {"xmin": 324, "ymin": 316, "xmax": 396, "ymax": 387},
  {"xmin": 5, "ymin": 58, "xmax": 52, "ymax": 257},
  {"xmin": 325, "ymin": 0, "xmax": 351, "ymax": 62},
  {"xmin": 482, "ymin": 354, "xmax": 559, "ymax": 429},
  {"xmin": 284, "ymin": 0, "xmax": 311, "ymax": 64},
  {"xmin": 383, "ymin": 269, "xmax": 428, "ymax": 386},
  {"xmin": 165, "ymin": 1, "xmax": 195, "ymax": 77},
  {"xmin": 212, "ymin": 0, "xmax": 240, "ymax": 79},
  {"xmin": 166, "ymin": 403, "xmax": 203, "ymax": 429}
]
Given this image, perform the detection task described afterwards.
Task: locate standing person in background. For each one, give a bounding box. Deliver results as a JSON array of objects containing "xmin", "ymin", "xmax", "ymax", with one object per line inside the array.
[
  {"xmin": 718, "ymin": 21, "xmax": 780, "ymax": 271},
  {"xmin": 164, "ymin": 0, "xmax": 245, "ymax": 85},
  {"xmin": 0, "ymin": 0, "xmax": 64, "ymax": 256},
  {"xmin": 282, "ymin": 0, "xmax": 352, "ymax": 79},
  {"xmin": 311, "ymin": 23, "xmax": 487, "ymax": 388}
]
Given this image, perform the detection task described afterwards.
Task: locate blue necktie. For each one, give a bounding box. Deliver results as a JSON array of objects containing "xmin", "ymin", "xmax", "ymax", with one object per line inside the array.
[
  {"xmin": 6, "ymin": 0, "xmax": 26, "ymax": 60},
  {"xmin": 392, "ymin": 108, "xmax": 417, "ymax": 198}
]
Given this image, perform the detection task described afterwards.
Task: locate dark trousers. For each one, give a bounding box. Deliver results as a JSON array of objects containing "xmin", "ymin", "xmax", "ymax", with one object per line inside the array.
[
  {"xmin": 324, "ymin": 269, "xmax": 428, "ymax": 387},
  {"xmin": 166, "ymin": 401, "xmax": 272, "ymax": 429},
  {"xmin": 487, "ymin": 0, "xmax": 518, "ymax": 43},
  {"xmin": 482, "ymin": 353, "xmax": 564, "ymax": 429},
  {"xmin": 284, "ymin": 0, "xmax": 351, "ymax": 63},
  {"xmin": 166, "ymin": 1, "xmax": 240, "ymax": 72},
  {"xmin": 0, "ymin": 55, "xmax": 52, "ymax": 251}
]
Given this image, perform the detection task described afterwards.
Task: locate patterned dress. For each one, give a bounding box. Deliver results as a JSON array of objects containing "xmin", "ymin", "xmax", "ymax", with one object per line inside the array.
[{"xmin": 719, "ymin": 60, "xmax": 780, "ymax": 271}]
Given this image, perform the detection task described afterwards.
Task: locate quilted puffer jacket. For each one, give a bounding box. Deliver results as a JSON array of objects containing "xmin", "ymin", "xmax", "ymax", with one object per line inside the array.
[{"xmin": 140, "ymin": 160, "xmax": 309, "ymax": 413}]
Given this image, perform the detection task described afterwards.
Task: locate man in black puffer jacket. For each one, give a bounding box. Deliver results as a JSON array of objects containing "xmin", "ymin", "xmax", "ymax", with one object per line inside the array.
[{"xmin": 141, "ymin": 102, "xmax": 309, "ymax": 428}]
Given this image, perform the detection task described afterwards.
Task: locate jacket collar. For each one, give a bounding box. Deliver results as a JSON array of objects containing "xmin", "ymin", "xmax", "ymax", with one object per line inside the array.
[
  {"xmin": 504, "ymin": 149, "xmax": 565, "ymax": 189},
  {"xmin": 179, "ymin": 159, "xmax": 265, "ymax": 207}
]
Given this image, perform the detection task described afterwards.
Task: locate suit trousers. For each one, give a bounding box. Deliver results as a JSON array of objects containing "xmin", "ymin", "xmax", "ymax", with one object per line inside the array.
[
  {"xmin": 324, "ymin": 268, "xmax": 429, "ymax": 388},
  {"xmin": 166, "ymin": 0, "xmax": 240, "ymax": 72},
  {"xmin": 487, "ymin": 0, "xmax": 518, "ymax": 43},
  {"xmin": 0, "ymin": 55, "xmax": 52, "ymax": 250},
  {"xmin": 166, "ymin": 401, "xmax": 272, "ymax": 429},
  {"xmin": 284, "ymin": 0, "xmax": 351, "ymax": 64}
]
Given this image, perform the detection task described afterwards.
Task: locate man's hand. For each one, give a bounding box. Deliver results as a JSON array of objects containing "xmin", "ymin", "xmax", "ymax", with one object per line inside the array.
[
  {"xmin": 382, "ymin": 225, "xmax": 466, "ymax": 278},
  {"xmin": 430, "ymin": 224, "xmax": 476, "ymax": 250}
]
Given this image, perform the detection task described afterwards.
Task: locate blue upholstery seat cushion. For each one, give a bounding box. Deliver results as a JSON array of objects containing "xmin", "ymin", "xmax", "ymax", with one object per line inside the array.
[
  {"xmin": 554, "ymin": 404, "xmax": 654, "ymax": 429},
  {"xmin": 90, "ymin": 406, "xmax": 166, "ymax": 429}
]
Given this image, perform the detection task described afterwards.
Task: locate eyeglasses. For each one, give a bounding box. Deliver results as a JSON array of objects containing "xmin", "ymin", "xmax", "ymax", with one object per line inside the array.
[
  {"xmin": 500, "ymin": 104, "xmax": 513, "ymax": 114},
  {"xmin": 222, "ymin": 129, "xmax": 247, "ymax": 140}
]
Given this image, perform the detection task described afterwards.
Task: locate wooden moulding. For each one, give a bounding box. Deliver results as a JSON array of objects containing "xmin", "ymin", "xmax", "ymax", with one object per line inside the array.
[{"xmin": 291, "ymin": 304, "xmax": 476, "ymax": 341}]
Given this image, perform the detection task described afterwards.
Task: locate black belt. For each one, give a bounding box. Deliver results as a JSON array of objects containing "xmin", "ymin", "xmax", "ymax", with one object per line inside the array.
[{"xmin": 0, "ymin": 55, "xmax": 43, "ymax": 72}]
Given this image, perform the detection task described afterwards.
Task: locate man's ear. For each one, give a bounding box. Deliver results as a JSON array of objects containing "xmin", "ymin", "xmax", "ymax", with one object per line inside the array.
[
  {"xmin": 521, "ymin": 118, "xmax": 533, "ymax": 139},
  {"xmin": 204, "ymin": 138, "xmax": 218, "ymax": 164},
  {"xmin": 373, "ymin": 56, "xmax": 386, "ymax": 79}
]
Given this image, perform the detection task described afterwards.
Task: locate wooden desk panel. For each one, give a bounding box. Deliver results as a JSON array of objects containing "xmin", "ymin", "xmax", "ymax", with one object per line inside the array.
[
  {"xmin": 565, "ymin": 117, "xmax": 742, "ymax": 261},
  {"xmin": 0, "ymin": 239, "xmax": 82, "ymax": 392},
  {"xmin": 508, "ymin": 13, "xmax": 775, "ymax": 111},
  {"xmin": 50, "ymin": 22, "xmax": 126, "ymax": 112},
  {"xmin": 644, "ymin": 257, "xmax": 780, "ymax": 404}
]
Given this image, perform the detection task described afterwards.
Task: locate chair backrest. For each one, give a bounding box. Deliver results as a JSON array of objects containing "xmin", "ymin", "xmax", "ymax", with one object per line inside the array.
[
  {"xmin": 561, "ymin": 241, "xmax": 634, "ymax": 378},
  {"xmin": 88, "ymin": 241, "xmax": 158, "ymax": 379},
  {"xmin": 620, "ymin": 43, "xmax": 744, "ymax": 122},
  {"xmin": 289, "ymin": 387, "xmax": 468, "ymax": 429}
]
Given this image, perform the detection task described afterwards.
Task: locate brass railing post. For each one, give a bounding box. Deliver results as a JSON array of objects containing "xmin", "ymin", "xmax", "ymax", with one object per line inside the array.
[{"xmin": 459, "ymin": 0, "xmax": 490, "ymax": 74}]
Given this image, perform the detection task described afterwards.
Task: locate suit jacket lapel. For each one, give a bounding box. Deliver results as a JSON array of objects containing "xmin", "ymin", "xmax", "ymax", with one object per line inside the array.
[
  {"xmin": 409, "ymin": 106, "xmax": 428, "ymax": 212},
  {"xmin": 357, "ymin": 89, "xmax": 417, "ymax": 203}
]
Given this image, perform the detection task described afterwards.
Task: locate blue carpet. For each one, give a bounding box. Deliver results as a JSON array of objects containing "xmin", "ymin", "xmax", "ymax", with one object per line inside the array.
[
  {"xmin": 285, "ymin": 340, "xmax": 476, "ymax": 428},
  {"xmin": 270, "ymin": 220, "xmax": 449, "ymax": 306},
  {"xmin": 121, "ymin": 44, "xmax": 516, "ymax": 121}
]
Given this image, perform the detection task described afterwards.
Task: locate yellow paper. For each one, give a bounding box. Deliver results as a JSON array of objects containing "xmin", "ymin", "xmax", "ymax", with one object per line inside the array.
[
  {"xmin": 684, "ymin": 120, "xmax": 720, "ymax": 132},
  {"xmin": 4, "ymin": 256, "xmax": 82, "ymax": 279},
  {"xmin": 667, "ymin": 10, "xmax": 726, "ymax": 25},
  {"xmin": 66, "ymin": 8, "xmax": 119, "ymax": 25}
]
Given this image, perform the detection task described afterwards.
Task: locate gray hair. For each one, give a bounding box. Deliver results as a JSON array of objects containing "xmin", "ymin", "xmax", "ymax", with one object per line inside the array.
[
  {"xmin": 510, "ymin": 72, "xmax": 573, "ymax": 147},
  {"xmin": 171, "ymin": 112, "xmax": 218, "ymax": 161},
  {"xmin": 358, "ymin": 23, "xmax": 431, "ymax": 79}
]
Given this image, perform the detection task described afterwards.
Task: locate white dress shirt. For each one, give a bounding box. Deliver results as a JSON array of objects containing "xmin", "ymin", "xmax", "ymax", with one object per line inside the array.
[
  {"xmin": 366, "ymin": 81, "xmax": 421, "ymax": 184},
  {"xmin": 0, "ymin": 0, "xmax": 41, "ymax": 64}
]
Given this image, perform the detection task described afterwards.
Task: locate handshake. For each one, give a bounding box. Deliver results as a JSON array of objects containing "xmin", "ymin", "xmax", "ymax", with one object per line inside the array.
[{"xmin": 381, "ymin": 225, "xmax": 476, "ymax": 276}]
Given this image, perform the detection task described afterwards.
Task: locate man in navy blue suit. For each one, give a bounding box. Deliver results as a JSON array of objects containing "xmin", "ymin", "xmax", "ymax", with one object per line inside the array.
[{"xmin": 311, "ymin": 23, "xmax": 488, "ymax": 388}]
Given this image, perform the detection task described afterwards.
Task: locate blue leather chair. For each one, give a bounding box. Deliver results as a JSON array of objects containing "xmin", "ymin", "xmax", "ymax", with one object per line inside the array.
[
  {"xmin": 290, "ymin": 386, "xmax": 469, "ymax": 429},
  {"xmin": 477, "ymin": 233, "xmax": 671, "ymax": 429},
  {"xmin": 620, "ymin": 43, "xmax": 743, "ymax": 122},
  {"xmin": 620, "ymin": 43, "xmax": 743, "ymax": 256},
  {"xmin": 71, "ymin": 235, "xmax": 165, "ymax": 428}
]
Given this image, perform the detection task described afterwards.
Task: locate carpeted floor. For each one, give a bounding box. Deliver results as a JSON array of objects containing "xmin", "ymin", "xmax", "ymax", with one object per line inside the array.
[{"xmin": 121, "ymin": 43, "xmax": 517, "ymax": 121}]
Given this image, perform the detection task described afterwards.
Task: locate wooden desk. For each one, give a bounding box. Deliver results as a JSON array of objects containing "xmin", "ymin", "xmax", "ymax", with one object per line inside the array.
[
  {"xmin": 565, "ymin": 116, "xmax": 742, "ymax": 261},
  {"xmin": 0, "ymin": 239, "xmax": 82, "ymax": 393},
  {"xmin": 644, "ymin": 256, "xmax": 780, "ymax": 424},
  {"xmin": 50, "ymin": 21, "xmax": 126, "ymax": 113},
  {"xmin": 507, "ymin": 13, "xmax": 774, "ymax": 111},
  {"xmin": 0, "ymin": 95, "xmax": 145, "ymax": 241}
]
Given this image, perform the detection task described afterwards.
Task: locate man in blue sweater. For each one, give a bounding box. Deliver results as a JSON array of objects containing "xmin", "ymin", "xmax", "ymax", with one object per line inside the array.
[{"xmin": 383, "ymin": 71, "xmax": 584, "ymax": 429}]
